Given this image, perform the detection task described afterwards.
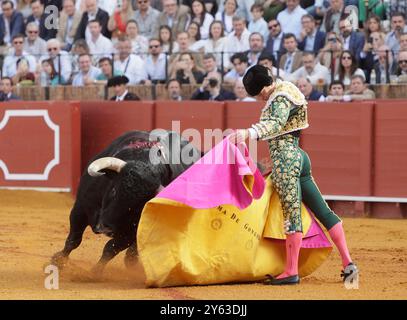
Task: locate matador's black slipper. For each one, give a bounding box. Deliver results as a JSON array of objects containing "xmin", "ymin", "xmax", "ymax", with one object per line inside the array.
[{"xmin": 263, "ymin": 274, "xmax": 300, "ymax": 285}]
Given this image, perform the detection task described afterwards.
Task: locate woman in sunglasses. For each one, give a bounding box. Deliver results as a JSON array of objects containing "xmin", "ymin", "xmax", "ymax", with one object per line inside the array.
[{"xmin": 336, "ymin": 50, "xmax": 365, "ymax": 86}]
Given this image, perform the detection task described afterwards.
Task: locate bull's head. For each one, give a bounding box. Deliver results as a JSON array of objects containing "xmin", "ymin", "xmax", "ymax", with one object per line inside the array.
[{"xmin": 88, "ymin": 157, "xmax": 164, "ymax": 236}]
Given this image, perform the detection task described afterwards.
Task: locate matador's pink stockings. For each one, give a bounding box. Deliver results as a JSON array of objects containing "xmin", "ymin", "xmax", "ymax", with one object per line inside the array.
[
  {"xmin": 328, "ymin": 221, "xmax": 352, "ymax": 268},
  {"xmin": 276, "ymin": 232, "xmax": 303, "ymax": 279}
]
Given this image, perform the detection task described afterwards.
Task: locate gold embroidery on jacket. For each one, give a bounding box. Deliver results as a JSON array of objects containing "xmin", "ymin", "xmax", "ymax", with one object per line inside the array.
[{"xmin": 252, "ymin": 80, "xmax": 309, "ymax": 141}]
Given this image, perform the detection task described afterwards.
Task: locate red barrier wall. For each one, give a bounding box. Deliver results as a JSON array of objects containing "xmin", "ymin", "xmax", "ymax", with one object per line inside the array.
[
  {"xmin": 80, "ymin": 101, "xmax": 154, "ymax": 170},
  {"xmin": 374, "ymin": 101, "xmax": 407, "ymax": 197},
  {"xmin": 301, "ymin": 102, "xmax": 374, "ymax": 196},
  {"xmin": 154, "ymin": 101, "xmax": 225, "ymax": 153},
  {"xmin": 0, "ymin": 101, "xmax": 81, "ymax": 193}
]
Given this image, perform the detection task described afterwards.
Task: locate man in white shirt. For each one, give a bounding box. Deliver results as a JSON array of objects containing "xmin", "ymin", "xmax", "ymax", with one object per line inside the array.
[
  {"xmin": 134, "ymin": 0, "xmax": 161, "ymax": 39},
  {"xmin": 289, "ymin": 51, "xmax": 330, "ymax": 85},
  {"xmin": 72, "ymin": 53, "xmax": 101, "ymax": 86},
  {"xmin": 86, "ymin": 19, "xmax": 114, "ymax": 61},
  {"xmin": 2, "ymin": 34, "xmax": 37, "ymax": 78},
  {"xmin": 24, "ymin": 22, "xmax": 47, "ymax": 61},
  {"xmin": 224, "ymin": 52, "xmax": 249, "ymax": 86},
  {"xmin": 276, "ymin": 0, "xmax": 307, "ymax": 40},
  {"xmin": 145, "ymin": 38, "xmax": 168, "ymax": 84},
  {"xmin": 75, "ymin": 0, "xmax": 110, "ymax": 42},
  {"xmin": 114, "ymin": 37, "xmax": 148, "ymax": 85},
  {"xmin": 226, "ymin": 16, "xmax": 251, "ymax": 56},
  {"xmin": 265, "ymin": 19, "xmax": 285, "ymax": 62},
  {"xmin": 42, "ymin": 38, "xmax": 72, "ymax": 83}
]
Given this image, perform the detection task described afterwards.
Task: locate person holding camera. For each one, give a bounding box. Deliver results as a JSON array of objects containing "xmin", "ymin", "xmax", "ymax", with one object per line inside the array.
[
  {"xmin": 317, "ymin": 31, "xmax": 343, "ymax": 78},
  {"xmin": 190, "ymin": 71, "xmax": 236, "ymax": 101},
  {"xmin": 169, "ymin": 52, "xmax": 205, "ymax": 85}
]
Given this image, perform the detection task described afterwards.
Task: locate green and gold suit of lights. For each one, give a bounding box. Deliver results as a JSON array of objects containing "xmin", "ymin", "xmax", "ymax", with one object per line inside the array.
[{"xmin": 251, "ymin": 80, "xmax": 341, "ymax": 233}]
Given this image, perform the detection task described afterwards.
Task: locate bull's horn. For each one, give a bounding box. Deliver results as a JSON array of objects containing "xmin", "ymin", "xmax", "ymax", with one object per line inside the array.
[{"xmin": 88, "ymin": 157, "xmax": 127, "ymax": 177}]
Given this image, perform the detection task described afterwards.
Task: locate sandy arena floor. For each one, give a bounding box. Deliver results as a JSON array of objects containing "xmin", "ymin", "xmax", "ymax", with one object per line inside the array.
[{"xmin": 0, "ymin": 190, "xmax": 406, "ymax": 300}]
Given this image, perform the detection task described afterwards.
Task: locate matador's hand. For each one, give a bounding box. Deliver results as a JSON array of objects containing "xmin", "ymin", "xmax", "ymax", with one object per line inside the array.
[
  {"xmin": 228, "ymin": 129, "xmax": 249, "ymax": 145},
  {"xmin": 284, "ymin": 219, "xmax": 295, "ymax": 235}
]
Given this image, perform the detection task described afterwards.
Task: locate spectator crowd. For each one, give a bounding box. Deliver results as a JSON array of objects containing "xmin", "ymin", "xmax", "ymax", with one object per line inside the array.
[{"xmin": 1, "ymin": 0, "xmax": 407, "ymax": 101}]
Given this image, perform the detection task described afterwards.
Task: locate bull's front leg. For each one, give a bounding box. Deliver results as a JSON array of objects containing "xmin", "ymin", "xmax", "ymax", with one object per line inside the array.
[
  {"xmin": 124, "ymin": 241, "xmax": 138, "ymax": 269},
  {"xmin": 91, "ymin": 235, "xmax": 133, "ymax": 276},
  {"xmin": 51, "ymin": 207, "xmax": 88, "ymax": 268}
]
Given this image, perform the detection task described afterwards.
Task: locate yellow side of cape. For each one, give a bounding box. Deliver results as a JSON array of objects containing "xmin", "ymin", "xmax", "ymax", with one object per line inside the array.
[{"xmin": 137, "ymin": 178, "xmax": 331, "ymax": 287}]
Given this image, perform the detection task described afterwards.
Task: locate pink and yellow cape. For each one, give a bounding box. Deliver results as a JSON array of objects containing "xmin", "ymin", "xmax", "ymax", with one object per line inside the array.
[{"xmin": 137, "ymin": 138, "xmax": 332, "ymax": 287}]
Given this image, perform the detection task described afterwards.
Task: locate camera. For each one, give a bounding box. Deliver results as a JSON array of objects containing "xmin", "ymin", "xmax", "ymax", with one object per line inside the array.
[{"xmin": 208, "ymin": 78, "xmax": 218, "ymax": 88}]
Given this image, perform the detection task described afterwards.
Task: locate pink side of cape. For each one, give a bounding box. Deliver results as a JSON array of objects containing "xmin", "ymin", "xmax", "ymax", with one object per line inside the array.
[{"xmin": 157, "ymin": 138, "xmax": 265, "ymax": 209}]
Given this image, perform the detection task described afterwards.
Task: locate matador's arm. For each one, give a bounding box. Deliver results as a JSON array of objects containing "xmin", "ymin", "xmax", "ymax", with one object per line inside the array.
[{"xmin": 248, "ymin": 95, "xmax": 291, "ymax": 140}]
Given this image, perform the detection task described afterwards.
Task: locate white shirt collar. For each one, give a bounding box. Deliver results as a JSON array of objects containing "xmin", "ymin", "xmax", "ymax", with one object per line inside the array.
[
  {"xmin": 116, "ymin": 90, "xmax": 128, "ymax": 101},
  {"xmin": 309, "ymin": 29, "xmax": 317, "ymax": 38}
]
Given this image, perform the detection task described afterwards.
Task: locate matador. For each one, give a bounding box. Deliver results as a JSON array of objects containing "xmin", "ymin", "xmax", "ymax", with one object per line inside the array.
[{"xmin": 229, "ymin": 65, "xmax": 359, "ymax": 285}]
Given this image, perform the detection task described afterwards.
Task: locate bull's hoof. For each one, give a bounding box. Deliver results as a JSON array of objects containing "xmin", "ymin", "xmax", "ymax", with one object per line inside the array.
[
  {"xmin": 124, "ymin": 254, "xmax": 138, "ymax": 269},
  {"xmin": 90, "ymin": 264, "xmax": 105, "ymax": 281},
  {"xmin": 51, "ymin": 252, "xmax": 69, "ymax": 269}
]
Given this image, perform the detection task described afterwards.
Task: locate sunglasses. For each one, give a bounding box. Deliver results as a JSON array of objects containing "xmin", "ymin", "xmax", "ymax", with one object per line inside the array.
[
  {"xmin": 328, "ymin": 38, "xmax": 337, "ymax": 42},
  {"xmin": 149, "ymin": 45, "xmax": 160, "ymax": 48},
  {"xmin": 399, "ymin": 60, "xmax": 407, "ymax": 64}
]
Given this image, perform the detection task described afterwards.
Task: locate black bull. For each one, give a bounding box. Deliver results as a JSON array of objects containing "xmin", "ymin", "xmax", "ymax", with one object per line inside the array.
[{"xmin": 52, "ymin": 130, "xmax": 201, "ymax": 274}]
